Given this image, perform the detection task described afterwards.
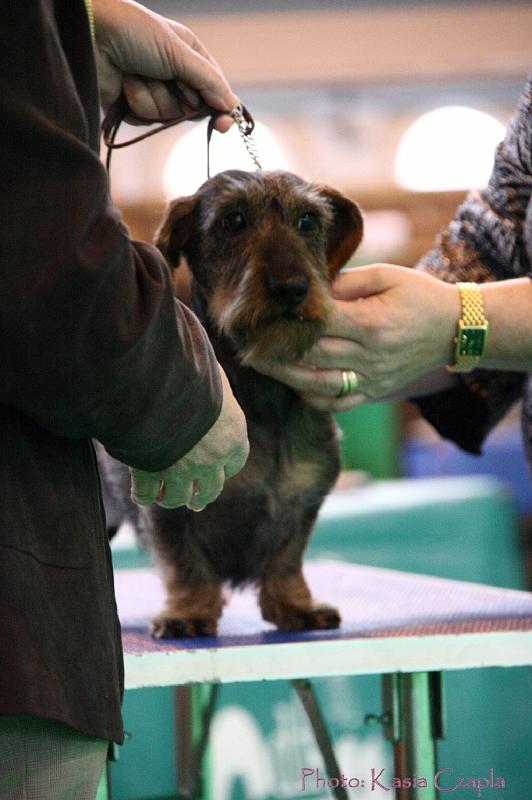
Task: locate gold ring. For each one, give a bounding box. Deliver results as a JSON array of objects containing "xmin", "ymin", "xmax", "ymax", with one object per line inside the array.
[{"xmin": 337, "ymin": 369, "xmax": 358, "ymax": 398}]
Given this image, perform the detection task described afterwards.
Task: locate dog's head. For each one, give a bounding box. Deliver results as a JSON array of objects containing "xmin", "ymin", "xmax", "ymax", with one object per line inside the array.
[{"xmin": 156, "ymin": 170, "xmax": 363, "ymax": 363}]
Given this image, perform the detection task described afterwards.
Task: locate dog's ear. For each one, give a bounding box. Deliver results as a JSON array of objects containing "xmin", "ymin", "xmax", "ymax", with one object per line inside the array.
[
  {"xmin": 155, "ymin": 195, "xmax": 198, "ymax": 269},
  {"xmin": 318, "ymin": 187, "xmax": 364, "ymax": 277}
]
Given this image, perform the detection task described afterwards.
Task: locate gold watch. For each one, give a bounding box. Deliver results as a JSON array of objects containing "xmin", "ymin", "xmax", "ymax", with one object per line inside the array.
[{"xmin": 447, "ymin": 282, "xmax": 489, "ymax": 373}]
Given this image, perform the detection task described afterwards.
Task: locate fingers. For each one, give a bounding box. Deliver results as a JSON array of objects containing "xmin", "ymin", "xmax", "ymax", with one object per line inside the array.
[
  {"xmin": 130, "ymin": 367, "xmax": 249, "ymax": 511},
  {"xmin": 187, "ymin": 468, "xmax": 225, "ymax": 511},
  {"xmin": 212, "ymin": 114, "xmax": 236, "ymax": 134},
  {"xmin": 331, "ymin": 265, "xmax": 397, "ymax": 300},
  {"xmin": 122, "ymin": 77, "xmax": 169, "ymax": 120},
  {"xmin": 250, "ymin": 357, "xmax": 372, "ymax": 412},
  {"xmin": 184, "ymin": 468, "xmax": 225, "ymax": 512},
  {"xmin": 156, "ymin": 472, "xmax": 194, "ymax": 510},
  {"xmin": 321, "ymin": 298, "xmax": 376, "ymax": 339},
  {"xmin": 300, "ymin": 336, "xmax": 364, "ymax": 369},
  {"xmin": 223, "ymin": 438, "xmax": 250, "ymax": 481},
  {"xmin": 132, "ymin": 467, "xmax": 224, "ymax": 512},
  {"xmin": 301, "ymin": 391, "xmax": 366, "ymax": 412},
  {"xmin": 129, "ymin": 468, "xmax": 162, "ymax": 506},
  {"xmin": 158, "ymin": 465, "xmax": 226, "ymax": 511},
  {"xmin": 131, "ymin": 451, "xmax": 247, "ymax": 512},
  {"xmin": 122, "ymin": 75, "xmax": 237, "ymax": 133},
  {"xmin": 94, "ymin": 4, "xmax": 240, "ymax": 122},
  {"xmin": 166, "ymin": 23, "xmax": 239, "ymax": 113},
  {"xmin": 251, "ymin": 360, "xmax": 360, "ymax": 398}
]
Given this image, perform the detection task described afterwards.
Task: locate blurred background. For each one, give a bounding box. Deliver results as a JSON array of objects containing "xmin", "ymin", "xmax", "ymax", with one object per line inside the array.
[
  {"xmin": 107, "ymin": 0, "xmax": 531, "ymax": 523},
  {"xmin": 107, "ymin": 4, "xmax": 531, "ymax": 798}
]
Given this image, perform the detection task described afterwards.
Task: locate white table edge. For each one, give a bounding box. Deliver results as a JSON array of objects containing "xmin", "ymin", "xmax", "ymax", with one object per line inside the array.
[{"xmin": 123, "ymin": 628, "xmax": 532, "ymax": 690}]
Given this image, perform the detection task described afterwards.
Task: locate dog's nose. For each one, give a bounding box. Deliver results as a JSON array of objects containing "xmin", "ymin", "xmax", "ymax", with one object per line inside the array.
[{"xmin": 267, "ymin": 277, "xmax": 309, "ymax": 307}]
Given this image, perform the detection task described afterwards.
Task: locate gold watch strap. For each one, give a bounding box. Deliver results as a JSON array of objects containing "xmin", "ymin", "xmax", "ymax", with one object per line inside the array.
[
  {"xmin": 459, "ymin": 282, "xmax": 488, "ymax": 326},
  {"xmin": 84, "ymin": 0, "xmax": 95, "ymax": 43},
  {"xmin": 447, "ymin": 282, "xmax": 489, "ymax": 373}
]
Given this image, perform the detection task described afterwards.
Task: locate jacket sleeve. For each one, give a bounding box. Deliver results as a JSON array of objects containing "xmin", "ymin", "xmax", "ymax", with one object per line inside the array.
[
  {"xmin": 0, "ymin": 1, "xmax": 222, "ymax": 471},
  {"xmin": 412, "ymin": 76, "xmax": 532, "ymax": 454}
]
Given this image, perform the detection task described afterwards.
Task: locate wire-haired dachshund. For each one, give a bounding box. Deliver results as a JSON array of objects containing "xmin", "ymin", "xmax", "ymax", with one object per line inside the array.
[{"xmin": 101, "ymin": 169, "xmax": 363, "ymax": 637}]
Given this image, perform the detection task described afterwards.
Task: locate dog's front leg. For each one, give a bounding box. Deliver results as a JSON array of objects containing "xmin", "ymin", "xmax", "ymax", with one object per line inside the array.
[
  {"xmin": 259, "ymin": 530, "xmax": 341, "ymax": 633},
  {"xmin": 259, "ymin": 566, "xmax": 340, "ymax": 631},
  {"xmin": 150, "ymin": 558, "xmax": 224, "ymax": 639},
  {"xmin": 142, "ymin": 507, "xmax": 225, "ymax": 638},
  {"xmin": 151, "ymin": 572, "xmax": 223, "ymax": 638}
]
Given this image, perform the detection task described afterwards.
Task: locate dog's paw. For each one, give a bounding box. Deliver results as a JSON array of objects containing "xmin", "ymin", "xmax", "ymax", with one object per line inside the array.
[
  {"xmin": 301, "ymin": 604, "xmax": 341, "ymax": 631},
  {"xmin": 263, "ymin": 601, "xmax": 341, "ymax": 632},
  {"xmin": 150, "ymin": 615, "xmax": 218, "ymax": 639}
]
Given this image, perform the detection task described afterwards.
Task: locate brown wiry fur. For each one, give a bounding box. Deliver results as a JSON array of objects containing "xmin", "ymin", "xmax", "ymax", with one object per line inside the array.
[{"xmin": 144, "ymin": 170, "xmax": 363, "ymax": 637}]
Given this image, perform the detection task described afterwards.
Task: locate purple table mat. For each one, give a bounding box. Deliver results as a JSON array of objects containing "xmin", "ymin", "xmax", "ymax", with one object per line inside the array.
[{"xmin": 116, "ymin": 561, "xmax": 532, "ymax": 656}]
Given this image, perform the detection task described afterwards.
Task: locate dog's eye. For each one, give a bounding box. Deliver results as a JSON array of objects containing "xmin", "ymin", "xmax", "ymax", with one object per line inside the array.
[
  {"xmin": 222, "ymin": 212, "xmax": 246, "ymax": 233},
  {"xmin": 297, "ymin": 212, "xmax": 318, "ymax": 234}
]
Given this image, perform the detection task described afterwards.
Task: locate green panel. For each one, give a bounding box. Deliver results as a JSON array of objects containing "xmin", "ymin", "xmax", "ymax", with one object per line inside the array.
[
  {"xmin": 204, "ymin": 675, "xmax": 389, "ymax": 800},
  {"xmin": 112, "ymin": 546, "xmax": 153, "ymax": 571},
  {"xmin": 334, "ymin": 402, "xmax": 398, "ymax": 478},
  {"xmin": 308, "ymin": 488, "xmax": 524, "ymax": 588},
  {"xmin": 440, "ymin": 667, "xmax": 532, "ymax": 796},
  {"xmin": 111, "ymin": 687, "xmax": 176, "ymax": 800}
]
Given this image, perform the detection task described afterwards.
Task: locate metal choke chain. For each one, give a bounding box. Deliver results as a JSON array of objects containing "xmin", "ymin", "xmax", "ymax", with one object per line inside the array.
[
  {"xmin": 102, "ymin": 87, "xmax": 263, "ymax": 180},
  {"xmin": 230, "ymin": 105, "xmax": 262, "ymax": 170}
]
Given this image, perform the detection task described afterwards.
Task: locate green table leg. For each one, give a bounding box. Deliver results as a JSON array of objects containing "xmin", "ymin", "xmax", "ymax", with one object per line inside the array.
[
  {"xmin": 381, "ymin": 672, "xmax": 445, "ymax": 799},
  {"xmin": 175, "ymin": 684, "xmax": 219, "ymax": 800}
]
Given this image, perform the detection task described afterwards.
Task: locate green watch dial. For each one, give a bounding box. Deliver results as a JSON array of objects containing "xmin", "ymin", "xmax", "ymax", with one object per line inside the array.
[{"xmin": 457, "ymin": 324, "xmax": 488, "ymax": 358}]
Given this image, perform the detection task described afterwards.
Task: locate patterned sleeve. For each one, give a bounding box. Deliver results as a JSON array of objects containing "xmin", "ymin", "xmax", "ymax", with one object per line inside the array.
[{"xmin": 412, "ymin": 75, "xmax": 532, "ymax": 454}]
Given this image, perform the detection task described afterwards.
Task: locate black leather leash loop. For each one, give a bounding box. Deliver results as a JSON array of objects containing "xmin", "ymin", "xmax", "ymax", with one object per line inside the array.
[{"xmin": 101, "ymin": 80, "xmax": 260, "ymax": 179}]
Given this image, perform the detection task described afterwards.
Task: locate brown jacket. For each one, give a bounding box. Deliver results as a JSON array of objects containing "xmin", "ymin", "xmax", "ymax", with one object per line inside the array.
[{"xmin": 0, "ymin": 1, "xmax": 222, "ymax": 742}]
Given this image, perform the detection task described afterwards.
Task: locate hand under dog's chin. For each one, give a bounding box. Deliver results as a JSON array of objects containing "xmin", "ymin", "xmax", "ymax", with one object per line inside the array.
[{"xmin": 234, "ymin": 316, "xmax": 327, "ymax": 365}]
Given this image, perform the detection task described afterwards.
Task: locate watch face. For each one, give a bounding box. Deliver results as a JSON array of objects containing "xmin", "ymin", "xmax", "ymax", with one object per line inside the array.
[{"xmin": 458, "ymin": 325, "xmax": 487, "ymax": 357}]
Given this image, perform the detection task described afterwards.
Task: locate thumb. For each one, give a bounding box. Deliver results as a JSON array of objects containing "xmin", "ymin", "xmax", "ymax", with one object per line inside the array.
[
  {"xmin": 332, "ymin": 265, "xmax": 394, "ymax": 300},
  {"xmin": 166, "ymin": 34, "xmax": 239, "ymax": 113}
]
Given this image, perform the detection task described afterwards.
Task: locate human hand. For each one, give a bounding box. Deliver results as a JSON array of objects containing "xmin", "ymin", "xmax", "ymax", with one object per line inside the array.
[
  {"xmin": 92, "ymin": 0, "xmax": 239, "ymax": 132},
  {"xmin": 250, "ymin": 264, "xmax": 461, "ymax": 411},
  {"xmin": 130, "ymin": 367, "xmax": 249, "ymax": 510}
]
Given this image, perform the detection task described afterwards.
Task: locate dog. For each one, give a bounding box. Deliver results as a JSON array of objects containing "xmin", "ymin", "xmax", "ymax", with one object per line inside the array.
[{"xmin": 100, "ymin": 169, "xmax": 363, "ymax": 637}]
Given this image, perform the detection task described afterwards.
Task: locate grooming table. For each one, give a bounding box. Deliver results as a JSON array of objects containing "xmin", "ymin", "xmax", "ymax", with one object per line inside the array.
[{"xmin": 116, "ymin": 562, "xmax": 532, "ymax": 800}]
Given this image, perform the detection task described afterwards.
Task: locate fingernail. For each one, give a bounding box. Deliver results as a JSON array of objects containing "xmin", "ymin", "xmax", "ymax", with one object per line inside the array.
[
  {"xmin": 226, "ymin": 92, "xmax": 240, "ymax": 111},
  {"xmin": 187, "ymin": 503, "xmax": 206, "ymax": 513}
]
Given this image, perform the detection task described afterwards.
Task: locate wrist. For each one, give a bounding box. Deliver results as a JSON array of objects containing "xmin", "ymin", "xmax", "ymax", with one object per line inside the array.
[
  {"xmin": 91, "ymin": 0, "xmax": 133, "ymax": 41},
  {"xmin": 435, "ymin": 281, "xmax": 462, "ymax": 369},
  {"xmin": 475, "ymin": 278, "xmax": 532, "ymax": 370}
]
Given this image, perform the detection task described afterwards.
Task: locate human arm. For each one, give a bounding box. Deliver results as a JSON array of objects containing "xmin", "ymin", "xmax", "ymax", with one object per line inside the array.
[
  {"xmin": 408, "ymin": 77, "xmax": 532, "ymax": 451},
  {"xmin": 470, "ymin": 278, "xmax": 532, "ymax": 370},
  {"xmin": 91, "ymin": 0, "xmax": 249, "ymax": 501},
  {"xmin": 296, "ymin": 268, "xmax": 532, "ymax": 401},
  {"xmin": 0, "ymin": 1, "xmax": 246, "ymax": 490},
  {"xmin": 250, "ymin": 77, "xmax": 532, "ymax": 451}
]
